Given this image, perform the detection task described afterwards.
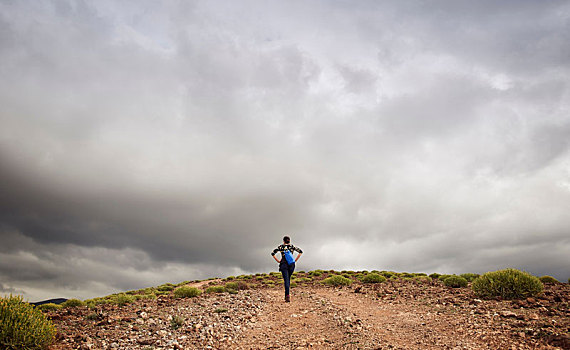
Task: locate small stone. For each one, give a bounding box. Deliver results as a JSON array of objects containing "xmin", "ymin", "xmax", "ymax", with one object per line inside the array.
[
  {"xmin": 138, "ymin": 338, "xmax": 154, "ymax": 345},
  {"xmin": 500, "ymin": 311, "xmax": 517, "ymax": 318}
]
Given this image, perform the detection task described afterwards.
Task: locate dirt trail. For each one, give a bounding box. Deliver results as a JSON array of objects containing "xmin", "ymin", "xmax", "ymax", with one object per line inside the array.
[
  {"xmin": 185, "ymin": 279, "xmax": 222, "ymax": 289},
  {"xmin": 236, "ymin": 289, "xmax": 370, "ymax": 349},
  {"xmin": 235, "ymin": 286, "xmax": 544, "ymax": 350}
]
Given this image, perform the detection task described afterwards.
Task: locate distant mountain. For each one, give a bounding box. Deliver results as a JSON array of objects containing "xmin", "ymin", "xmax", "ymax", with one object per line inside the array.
[{"xmin": 31, "ymin": 298, "xmax": 67, "ymax": 306}]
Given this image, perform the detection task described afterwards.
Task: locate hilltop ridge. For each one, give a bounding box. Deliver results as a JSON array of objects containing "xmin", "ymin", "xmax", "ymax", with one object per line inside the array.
[{"xmin": 43, "ymin": 270, "xmax": 569, "ymax": 349}]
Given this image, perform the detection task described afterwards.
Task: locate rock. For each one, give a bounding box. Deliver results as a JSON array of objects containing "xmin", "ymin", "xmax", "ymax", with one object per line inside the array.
[
  {"xmin": 138, "ymin": 338, "xmax": 154, "ymax": 345},
  {"xmin": 500, "ymin": 311, "xmax": 517, "ymax": 318}
]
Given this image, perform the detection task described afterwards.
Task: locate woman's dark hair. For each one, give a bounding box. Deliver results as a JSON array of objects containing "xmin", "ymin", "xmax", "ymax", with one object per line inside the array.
[{"xmin": 283, "ymin": 236, "xmax": 290, "ymax": 244}]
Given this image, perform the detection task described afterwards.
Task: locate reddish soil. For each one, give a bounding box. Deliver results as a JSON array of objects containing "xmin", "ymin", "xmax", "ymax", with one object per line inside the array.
[{"xmin": 47, "ymin": 277, "xmax": 569, "ymax": 349}]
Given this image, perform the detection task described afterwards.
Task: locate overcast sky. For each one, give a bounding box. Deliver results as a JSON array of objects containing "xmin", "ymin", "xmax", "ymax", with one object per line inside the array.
[{"xmin": 1, "ymin": 1, "xmax": 569, "ymax": 301}]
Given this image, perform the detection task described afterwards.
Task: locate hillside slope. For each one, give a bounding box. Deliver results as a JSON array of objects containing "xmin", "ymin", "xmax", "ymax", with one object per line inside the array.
[{"xmin": 46, "ymin": 272, "xmax": 569, "ymax": 349}]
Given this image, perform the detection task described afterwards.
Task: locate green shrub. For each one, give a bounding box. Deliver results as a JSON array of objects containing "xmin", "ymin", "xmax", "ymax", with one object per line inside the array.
[
  {"xmin": 214, "ymin": 308, "xmax": 228, "ymax": 313},
  {"xmin": 36, "ymin": 303, "xmax": 62, "ymax": 312},
  {"xmin": 443, "ymin": 275, "xmax": 468, "ymax": 288},
  {"xmin": 361, "ymin": 273, "xmax": 386, "ymax": 284},
  {"xmin": 87, "ymin": 297, "xmax": 109, "ymax": 306},
  {"xmin": 157, "ymin": 284, "xmax": 175, "ymax": 292},
  {"xmin": 143, "ymin": 287, "xmax": 156, "ymax": 295},
  {"xmin": 309, "ymin": 270, "xmax": 323, "ymax": 276},
  {"xmin": 414, "ymin": 276, "xmax": 431, "ymax": 283},
  {"xmin": 100, "ymin": 297, "xmax": 114, "ymax": 305},
  {"xmin": 322, "ymin": 275, "xmax": 352, "ymax": 287},
  {"xmin": 205, "ymin": 286, "xmax": 225, "ymax": 294},
  {"xmin": 429, "ymin": 273, "xmax": 441, "ymax": 279},
  {"xmin": 438, "ymin": 274, "xmax": 453, "ymax": 281},
  {"xmin": 472, "ymin": 268, "xmax": 544, "ymax": 300},
  {"xmin": 1, "ymin": 295, "xmax": 56, "ymax": 349},
  {"xmin": 224, "ymin": 282, "xmax": 239, "ymax": 291},
  {"xmin": 399, "ymin": 272, "xmax": 415, "ymax": 279},
  {"xmin": 460, "ymin": 273, "xmax": 480, "ymax": 282},
  {"xmin": 225, "ymin": 276, "xmax": 235, "ymax": 280},
  {"xmin": 538, "ymin": 275, "xmax": 559, "ymax": 284},
  {"xmin": 61, "ymin": 298, "xmax": 84, "ymax": 308},
  {"xmin": 170, "ymin": 315, "xmax": 184, "ymax": 329},
  {"xmin": 235, "ymin": 281, "xmax": 250, "ymax": 290},
  {"xmin": 380, "ymin": 271, "xmax": 396, "ymax": 278},
  {"xmin": 85, "ymin": 312, "xmax": 99, "ymax": 320},
  {"xmin": 135, "ymin": 293, "xmax": 157, "ymax": 301},
  {"xmin": 112, "ymin": 293, "xmax": 135, "ymax": 306},
  {"xmin": 174, "ymin": 287, "xmax": 201, "ymax": 298}
]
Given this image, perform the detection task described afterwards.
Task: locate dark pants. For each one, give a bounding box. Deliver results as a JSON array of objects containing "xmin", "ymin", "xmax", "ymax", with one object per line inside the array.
[{"xmin": 280, "ymin": 262, "xmax": 295, "ymax": 296}]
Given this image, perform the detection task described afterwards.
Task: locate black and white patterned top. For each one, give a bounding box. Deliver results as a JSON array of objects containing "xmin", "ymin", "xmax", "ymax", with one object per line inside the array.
[{"xmin": 271, "ymin": 244, "xmax": 303, "ymax": 260}]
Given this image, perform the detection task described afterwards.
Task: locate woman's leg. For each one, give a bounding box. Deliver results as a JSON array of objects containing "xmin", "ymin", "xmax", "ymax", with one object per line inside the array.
[
  {"xmin": 288, "ymin": 263, "xmax": 295, "ymax": 286},
  {"xmin": 281, "ymin": 268, "xmax": 290, "ymax": 297},
  {"xmin": 286, "ymin": 263, "xmax": 295, "ymax": 301}
]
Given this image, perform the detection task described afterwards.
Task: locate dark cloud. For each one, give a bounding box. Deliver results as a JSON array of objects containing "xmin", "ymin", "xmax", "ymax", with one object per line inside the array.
[
  {"xmin": 0, "ymin": 0, "xmax": 569, "ymax": 301},
  {"xmin": 0, "ymin": 283, "xmax": 23, "ymax": 295}
]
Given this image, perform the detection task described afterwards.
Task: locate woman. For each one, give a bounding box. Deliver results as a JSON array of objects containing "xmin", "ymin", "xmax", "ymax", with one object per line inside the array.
[{"xmin": 271, "ymin": 236, "xmax": 303, "ymax": 302}]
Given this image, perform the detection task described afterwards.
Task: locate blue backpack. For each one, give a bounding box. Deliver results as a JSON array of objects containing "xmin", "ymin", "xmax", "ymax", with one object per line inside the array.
[{"xmin": 283, "ymin": 249, "xmax": 295, "ymax": 265}]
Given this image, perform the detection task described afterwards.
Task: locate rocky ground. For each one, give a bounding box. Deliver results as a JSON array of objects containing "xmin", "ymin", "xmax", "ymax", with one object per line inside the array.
[{"xmin": 47, "ymin": 275, "xmax": 569, "ymax": 349}]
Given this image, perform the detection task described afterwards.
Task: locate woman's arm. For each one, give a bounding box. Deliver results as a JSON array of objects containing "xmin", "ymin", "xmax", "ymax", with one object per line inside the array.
[
  {"xmin": 271, "ymin": 246, "xmax": 281, "ymax": 263},
  {"xmin": 293, "ymin": 245, "xmax": 303, "ymax": 262}
]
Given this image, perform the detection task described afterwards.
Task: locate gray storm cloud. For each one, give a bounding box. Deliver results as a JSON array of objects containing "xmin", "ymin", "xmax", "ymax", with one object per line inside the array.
[{"xmin": 1, "ymin": 0, "xmax": 569, "ymax": 301}]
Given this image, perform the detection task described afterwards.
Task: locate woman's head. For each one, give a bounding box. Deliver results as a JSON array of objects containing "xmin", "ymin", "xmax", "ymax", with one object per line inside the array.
[{"xmin": 283, "ymin": 236, "xmax": 290, "ymax": 244}]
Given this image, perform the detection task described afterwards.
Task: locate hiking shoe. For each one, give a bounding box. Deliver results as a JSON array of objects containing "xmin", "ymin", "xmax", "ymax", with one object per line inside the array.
[{"xmin": 285, "ymin": 295, "xmax": 290, "ymax": 302}]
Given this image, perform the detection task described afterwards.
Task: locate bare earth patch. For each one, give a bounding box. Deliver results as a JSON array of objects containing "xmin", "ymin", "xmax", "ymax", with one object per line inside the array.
[{"xmin": 47, "ymin": 278, "xmax": 569, "ymax": 349}]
